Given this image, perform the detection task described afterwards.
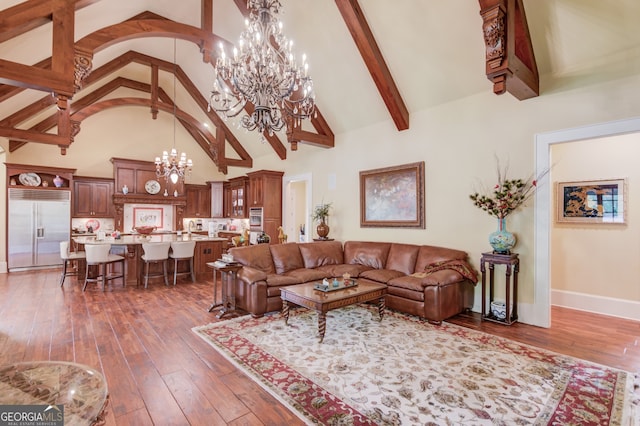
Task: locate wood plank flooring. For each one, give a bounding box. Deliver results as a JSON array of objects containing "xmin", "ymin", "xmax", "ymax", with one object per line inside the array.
[{"xmin": 0, "ymin": 269, "xmax": 638, "ymax": 425}]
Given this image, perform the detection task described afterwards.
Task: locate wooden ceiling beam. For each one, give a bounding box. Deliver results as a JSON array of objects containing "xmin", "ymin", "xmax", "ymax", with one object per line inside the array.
[
  {"xmin": 0, "ymin": 58, "xmax": 73, "ymax": 96},
  {"xmin": 0, "ymin": 0, "xmax": 99, "ymax": 43},
  {"xmin": 8, "ymin": 77, "xmax": 148, "ymax": 152},
  {"xmin": 3, "ymin": 48, "xmax": 252, "ymax": 172},
  {"xmin": 74, "ymin": 17, "xmax": 231, "ymax": 59},
  {"xmin": 335, "ymin": 0, "xmax": 409, "ymax": 131},
  {"xmin": 0, "ymin": 0, "xmax": 76, "ymax": 97},
  {"xmin": 157, "ymin": 88, "xmax": 220, "ymax": 167},
  {"xmin": 0, "ymin": 3, "xmax": 326, "ymax": 167},
  {"xmin": 71, "ymin": 97, "xmax": 220, "ymax": 151},
  {"xmin": 0, "ymin": 127, "xmax": 68, "ymax": 147},
  {"xmin": 478, "ymin": 0, "xmax": 539, "ymax": 100},
  {"xmin": 0, "ymin": 57, "xmax": 49, "ymax": 102}
]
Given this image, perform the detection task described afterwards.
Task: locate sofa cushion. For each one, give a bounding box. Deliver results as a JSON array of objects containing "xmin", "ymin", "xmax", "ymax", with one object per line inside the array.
[
  {"xmin": 299, "ymin": 241, "xmax": 344, "ymax": 269},
  {"xmin": 385, "ymin": 243, "xmax": 420, "ymax": 275},
  {"xmin": 360, "ymin": 268, "xmax": 405, "ymax": 284},
  {"xmin": 230, "ymin": 244, "xmax": 275, "ymax": 274},
  {"xmin": 265, "ymin": 274, "xmax": 301, "ymax": 287},
  {"xmin": 414, "ymin": 245, "xmax": 468, "ymax": 272},
  {"xmin": 315, "ymin": 264, "xmax": 372, "ymax": 279},
  {"xmin": 284, "ymin": 268, "xmax": 328, "ymax": 283},
  {"xmin": 389, "ymin": 269, "xmax": 465, "ymax": 290},
  {"xmin": 344, "ymin": 241, "xmax": 391, "ymax": 269},
  {"xmin": 386, "ymin": 285, "xmax": 424, "ymax": 302},
  {"xmin": 270, "ymin": 243, "xmax": 304, "ymax": 274}
]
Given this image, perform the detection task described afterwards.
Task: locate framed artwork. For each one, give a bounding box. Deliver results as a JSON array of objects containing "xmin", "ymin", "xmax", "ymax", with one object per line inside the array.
[
  {"xmin": 133, "ymin": 207, "xmax": 164, "ymax": 228},
  {"xmin": 556, "ymin": 179, "xmax": 626, "ymax": 224},
  {"xmin": 360, "ymin": 161, "xmax": 425, "ymax": 228}
]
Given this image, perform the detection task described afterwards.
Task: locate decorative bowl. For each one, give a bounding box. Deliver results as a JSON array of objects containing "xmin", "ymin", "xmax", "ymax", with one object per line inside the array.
[{"xmin": 134, "ymin": 226, "xmax": 156, "ymax": 235}]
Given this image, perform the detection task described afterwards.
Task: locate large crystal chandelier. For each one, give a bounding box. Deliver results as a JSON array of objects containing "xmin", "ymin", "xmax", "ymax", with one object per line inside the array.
[
  {"xmin": 208, "ymin": 0, "xmax": 315, "ymax": 139},
  {"xmin": 155, "ymin": 39, "xmax": 193, "ymax": 185}
]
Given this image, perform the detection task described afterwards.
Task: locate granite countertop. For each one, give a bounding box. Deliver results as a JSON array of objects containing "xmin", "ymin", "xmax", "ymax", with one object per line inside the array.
[{"xmin": 73, "ymin": 234, "xmax": 228, "ymax": 245}]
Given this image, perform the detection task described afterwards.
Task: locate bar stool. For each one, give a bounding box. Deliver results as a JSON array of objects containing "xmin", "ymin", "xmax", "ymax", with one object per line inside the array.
[
  {"xmin": 169, "ymin": 240, "xmax": 196, "ymax": 285},
  {"xmin": 83, "ymin": 243, "xmax": 125, "ymax": 291},
  {"xmin": 59, "ymin": 241, "xmax": 86, "ymax": 287},
  {"xmin": 141, "ymin": 242, "xmax": 171, "ymax": 288}
]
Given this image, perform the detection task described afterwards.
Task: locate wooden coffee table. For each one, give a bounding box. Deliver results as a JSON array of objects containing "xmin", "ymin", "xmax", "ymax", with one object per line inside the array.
[{"xmin": 280, "ymin": 280, "xmax": 387, "ymax": 343}]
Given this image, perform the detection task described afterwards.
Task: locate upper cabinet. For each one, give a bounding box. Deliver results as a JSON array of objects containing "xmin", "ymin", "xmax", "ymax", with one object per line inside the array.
[
  {"xmin": 111, "ymin": 157, "xmax": 183, "ymax": 198},
  {"xmin": 224, "ymin": 176, "xmax": 249, "ymax": 218},
  {"xmin": 73, "ymin": 176, "xmax": 115, "ymax": 218},
  {"xmin": 184, "ymin": 184, "xmax": 211, "ymax": 218},
  {"xmin": 247, "ymin": 170, "xmax": 284, "ymax": 212},
  {"xmin": 6, "ymin": 163, "xmax": 75, "ymax": 190},
  {"xmin": 247, "ymin": 170, "xmax": 284, "ymax": 243},
  {"xmin": 209, "ymin": 181, "xmax": 224, "ymax": 218}
]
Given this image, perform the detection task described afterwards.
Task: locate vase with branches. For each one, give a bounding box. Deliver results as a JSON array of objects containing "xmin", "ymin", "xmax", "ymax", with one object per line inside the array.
[
  {"xmin": 312, "ymin": 202, "xmax": 332, "ymax": 240},
  {"xmin": 469, "ymin": 158, "xmax": 549, "ymax": 253}
]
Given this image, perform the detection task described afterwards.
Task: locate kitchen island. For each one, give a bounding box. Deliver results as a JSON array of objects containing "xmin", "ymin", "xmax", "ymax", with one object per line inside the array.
[{"xmin": 73, "ymin": 234, "xmax": 228, "ymax": 285}]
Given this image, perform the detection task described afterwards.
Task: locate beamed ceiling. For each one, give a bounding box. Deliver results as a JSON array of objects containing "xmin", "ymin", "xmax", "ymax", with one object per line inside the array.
[{"xmin": 0, "ymin": 0, "xmax": 639, "ymax": 174}]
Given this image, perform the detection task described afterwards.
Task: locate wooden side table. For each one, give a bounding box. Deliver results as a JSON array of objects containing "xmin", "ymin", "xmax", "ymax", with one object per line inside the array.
[
  {"xmin": 207, "ymin": 262, "xmax": 242, "ymax": 318},
  {"xmin": 480, "ymin": 252, "xmax": 519, "ymax": 325}
]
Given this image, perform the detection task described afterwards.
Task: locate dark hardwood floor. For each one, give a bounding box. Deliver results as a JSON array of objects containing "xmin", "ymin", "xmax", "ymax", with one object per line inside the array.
[{"xmin": 0, "ymin": 269, "xmax": 638, "ymax": 425}]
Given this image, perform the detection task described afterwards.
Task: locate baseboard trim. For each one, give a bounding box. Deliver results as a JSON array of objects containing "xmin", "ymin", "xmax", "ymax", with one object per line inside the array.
[
  {"xmin": 551, "ymin": 289, "xmax": 640, "ymax": 322},
  {"xmin": 0, "ymin": 262, "xmax": 7, "ymax": 274}
]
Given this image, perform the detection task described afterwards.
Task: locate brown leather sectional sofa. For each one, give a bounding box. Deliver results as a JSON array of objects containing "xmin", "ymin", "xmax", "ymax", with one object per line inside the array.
[{"xmin": 228, "ymin": 240, "xmax": 478, "ymax": 324}]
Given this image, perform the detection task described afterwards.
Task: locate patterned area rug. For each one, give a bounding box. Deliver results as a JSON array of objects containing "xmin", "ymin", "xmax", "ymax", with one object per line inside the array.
[{"xmin": 193, "ymin": 305, "xmax": 639, "ymax": 425}]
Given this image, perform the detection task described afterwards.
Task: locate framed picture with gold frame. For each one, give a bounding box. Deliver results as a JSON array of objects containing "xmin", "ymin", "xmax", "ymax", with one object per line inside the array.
[
  {"xmin": 556, "ymin": 179, "xmax": 626, "ymax": 224},
  {"xmin": 359, "ymin": 161, "xmax": 425, "ymax": 228}
]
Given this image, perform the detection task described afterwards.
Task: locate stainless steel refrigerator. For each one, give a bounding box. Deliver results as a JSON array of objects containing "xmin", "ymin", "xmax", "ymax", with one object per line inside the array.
[{"xmin": 8, "ymin": 188, "xmax": 71, "ymax": 271}]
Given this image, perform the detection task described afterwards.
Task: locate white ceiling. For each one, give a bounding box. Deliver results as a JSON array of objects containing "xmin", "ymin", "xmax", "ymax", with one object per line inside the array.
[{"xmin": 2, "ymin": 0, "xmax": 640, "ymax": 162}]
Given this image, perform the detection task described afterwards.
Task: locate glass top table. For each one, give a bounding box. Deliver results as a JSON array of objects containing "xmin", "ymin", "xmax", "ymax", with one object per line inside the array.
[{"xmin": 0, "ymin": 361, "xmax": 109, "ymax": 425}]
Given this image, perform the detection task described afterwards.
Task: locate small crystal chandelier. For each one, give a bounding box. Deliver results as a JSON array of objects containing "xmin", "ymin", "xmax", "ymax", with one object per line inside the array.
[
  {"xmin": 208, "ymin": 0, "xmax": 315, "ymax": 139},
  {"xmin": 155, "ymin": 39, "xmax": 193, "ymax": 184},
  {"xmin": 155, "ymin": 148, "xmax": 192, "ymax": 184}
]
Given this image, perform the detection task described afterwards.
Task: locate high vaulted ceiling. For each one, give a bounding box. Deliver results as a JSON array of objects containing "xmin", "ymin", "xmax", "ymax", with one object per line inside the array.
[{"xmin": 1, "ymin": 0, "xmax": 639, "ymax": 173}]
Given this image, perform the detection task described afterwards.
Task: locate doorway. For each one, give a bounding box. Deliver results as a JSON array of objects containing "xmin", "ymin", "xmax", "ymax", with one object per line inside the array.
[
  {"xmin": 282, "ymin": 173, "xmax": 312, "ymax": 243},
  {"xmin": 534, "ymin": 117, "xmax": 640, "ymax": 327}
]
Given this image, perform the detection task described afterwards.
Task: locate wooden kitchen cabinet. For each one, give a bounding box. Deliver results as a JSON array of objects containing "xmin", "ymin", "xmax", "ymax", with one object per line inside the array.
[
  {"xmin": 247, "ymin": 170, "xmax": 284, "ymax": 243},
  {"xmin": 184, "ymin": 184, "xmax": 211, "ymax": 218},
  {"xmin": 194, "ymin": 240, "xmax": 224, "ymax": 281},
  {"xmin": 209, "ymin": 181, "xmax": 224, "ymax": 218},
  {"xmin": 247, "ymin": 170, "xmax": 283, "ymax": 208},
  {"xmin": 224, "ymin": 176, "xmax": 248, "ymax": 218},
  {"xmin": 73, "ymin": 176, "xmax": 115, "ymax": 218}
]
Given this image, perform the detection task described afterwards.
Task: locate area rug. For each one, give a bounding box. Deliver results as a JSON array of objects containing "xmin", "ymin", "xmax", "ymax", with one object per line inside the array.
[{"xmin": 193, "ymin": 305, "xmax": 639, "ymax": 425}]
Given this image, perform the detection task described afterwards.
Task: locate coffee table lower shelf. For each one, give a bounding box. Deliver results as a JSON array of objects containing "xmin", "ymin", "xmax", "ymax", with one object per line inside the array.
[{"xmin": 280, "ymin": 280, "xmax": 387, "ymax": 343}]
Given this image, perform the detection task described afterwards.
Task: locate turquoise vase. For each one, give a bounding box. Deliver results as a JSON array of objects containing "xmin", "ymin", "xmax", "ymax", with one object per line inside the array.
[{"xmin": 489, "ymin": 217, "xmax": 516, "ymax": 254}]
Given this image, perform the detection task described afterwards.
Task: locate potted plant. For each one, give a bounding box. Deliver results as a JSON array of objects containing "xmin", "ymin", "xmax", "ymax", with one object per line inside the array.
[{"xmin": 312, "ymin": 202, "xmax": 332, "ymax": 240}]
